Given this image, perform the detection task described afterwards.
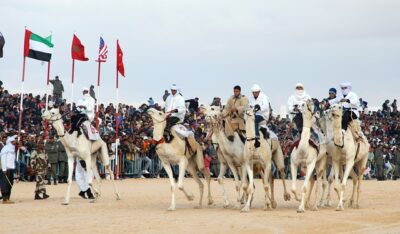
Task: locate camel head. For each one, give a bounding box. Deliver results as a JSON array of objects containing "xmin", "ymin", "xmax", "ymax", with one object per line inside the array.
[
  {"xmin": 331, "ymin": 104, "xmax": 343, "ymax": 120},
  {"xmin": 41, "ymin": 108, "xmax": 62, "ymax": 123},
  {"xmin": 244, "ymin": 106, "xmax": 256, "ymax": 122},
  {"xmin": 147, "ymin": 108, "xmax": 166, "ymax": 123},
  {"xmin": 200, "ymin": 105, "xmax": 221, "ymax": 124},
  {"xmin": 300, "ymin": 100, "xmax": 315, "ymax": 119},
  {"xmin": 147, "ymin": 108, "xmax": 166, "ymax": 140}
]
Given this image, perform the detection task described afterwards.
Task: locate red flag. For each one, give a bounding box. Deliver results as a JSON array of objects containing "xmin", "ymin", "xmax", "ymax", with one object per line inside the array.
[
  {"xmin": 117, "ymin": 40, "xmax": 125, "ymax": 77},
  {"xmin": 71, "ymin": 34, "xmax": 89, "ymax": 61}
]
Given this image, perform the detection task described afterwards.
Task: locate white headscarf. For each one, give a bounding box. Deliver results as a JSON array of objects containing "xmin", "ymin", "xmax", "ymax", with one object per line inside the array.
[
  {"xmin": 340, "ymin": 81, "xmax": 352, "ymax": 96},
  {"xmin": 294, "ymin": 83, "xmax": 307, "ymax": 101},
  {"xmin": 1, "ymin": 135, "xmax": 17, "ymax": 154}
]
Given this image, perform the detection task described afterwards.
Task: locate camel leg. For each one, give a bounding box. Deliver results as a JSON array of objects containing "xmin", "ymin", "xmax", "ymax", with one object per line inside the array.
[
  {"xmin": 202, "ymin": 165, "xmax": 214, "ymax": 206},
  {"xmin": 99, "ymin": 141, "xmax": 120, "ymax": 200},
  {"xmin": 336, "ymin": 159, "xmax": 355, "ymax": 211},
  {"xmin": 320, "ymin": 166, "xmax": 329, "ymax": 207},
  {"xmin": 263, "ymin": 162, "xmax": 273, "ymax": 211},
  {"xmin": 241, "ymin": 163, "xmax": 254, "ymax": 213},
  {"xmin": 298, "ymin": 156, "xmax": 317, "ymax": 213},
  {"xmin": 62, "ymin": 157, "xmax": 75, "ymax": 205},
  {"xmin": 217, "ymin": 163, "xmax": 230, "ymax": 208},
  {"xmin": 163, "ymin": 162, "xmax": 177, "ymax": 211},
  {"xmin": 91, "ymin": 154, "xmax": 102, "ymax": 197},
  {"xmin": 105, "ymin": 165, "xmax": 121, "ymax": 200},
  {"xmin": 177, "ymin": 157, "xmax": 194, "ymax": 201},
  {"xmin": 227, "ymin": 162, "xmax": 241, "ymax": 207},
  {"xmin": 240, "ymin": 165, "xmax": 249, "ymax": 209},
  {"xmin": 187, "ymin": 162, "xmax": 204, "ymax": 208},
  {"xmin": 326, "ymin": 166, "xmax": 335, "ymax": 207},
  {"xmin": 290, "ymin": 158, "xmax": 301, "ymax": 202},
  {"xmin": 348, "ymin": 169, "xmax": 358, "ymax": 208},
  {"xmin": 272, "ymin": 142, "xmax": 291, "ymax": 201},
  {"xmin": 312, "ymin": 168, "xmax": 324, "ymax": 211},
  {"xmin": 355, "ymin": 166, "xmax": 365, "ymax": 209},
  {"xmin": 306, "ymin": 175, "xmax": 315, "ymax": 210},
  {"xmin": 269, "ymin": 173, "xmax": 277, "ymax": 209}
]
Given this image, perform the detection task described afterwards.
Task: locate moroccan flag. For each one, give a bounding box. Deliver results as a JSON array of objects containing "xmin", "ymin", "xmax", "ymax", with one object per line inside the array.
[
  {"xmin": 24, "ymin": 29, "xmax": 54, "ymax": 61},
  {"xmin": 0, "ymin": 32, "xmax": 4, "ymax": 58},
  {"xmin": 117, "ymin": 40, "xmax": 125, "ymax": 77},
  {"xmin": 71, "ymin": 34, "xmax": 89, "ymax": 61}
]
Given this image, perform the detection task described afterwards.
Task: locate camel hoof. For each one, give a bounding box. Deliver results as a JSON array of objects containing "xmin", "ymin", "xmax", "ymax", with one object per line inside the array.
[
  {"xmin": 352, "ymin": 204, "xmax": 360, "ymax": 209},
  {"xmin": 167, "ymin": 207, "xmax": 176, "ymax": 211},
  {"xmin": 194, "ymin": 205, "xmax": 202, "ymax": 209},
  {"xmin": 116, "ymin": 194, "xmax": 121, "ymax": 200},
  {"xmin": 311, "ymin": 206, "xmax": 318, "ymax": 212},
  {"xmin": 271, "ymin": 201, "xmax": 278, "ymax": 209},
  {"xmin": 284, "ymin": 193, "xmax": 291, "ymax": 201},
  {"xmin": 208, "ymin": 199, "xmax": 214, "ymax": 206},
  {"xmin": 336, "ymin": 206, "xmax": 344, "ymax": 211},
  {"xmin": 89, "ymin": 199, "xmax": 96, "ymax": 204},
  {"xmin": 241, "ymin": 207, "xmax": 250, "ymax": 213},
  {"xmin": 62, "ymin": 202, "xmax": 69, "ymax": 206},
  {"xmin": 187, "ymin": 193, "xmax": 194, "ymax": 201},
  {"xmin": 223, "ymin": 201, "xmax": 230, "ymax": 208},
  {"xmin": 297, "ymin": 209, "xmax": 305, "ymax": 213},
  {"xmin": 264, "ymin": 206, "xmax": 272, "ymax": 211}
]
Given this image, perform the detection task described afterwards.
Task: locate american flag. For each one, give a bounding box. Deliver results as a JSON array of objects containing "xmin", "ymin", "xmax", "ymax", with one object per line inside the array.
[{"xmin": 98, "ymin": 36, "xmax": 108, "ymax": 62}]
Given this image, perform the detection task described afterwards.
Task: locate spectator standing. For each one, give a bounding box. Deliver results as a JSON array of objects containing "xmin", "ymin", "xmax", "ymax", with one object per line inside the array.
[
  {"xmin": 57, "ymin": 141, "xmax": 68, "ymax": 183},
  {"xmin": 391, "ymin": 99, "xmax": 398, "ymax": 114},
  {"xmin": 89, "ymin": 85, "xmax": 96, "ymax": 101},
  {"xmin": 49, "ymin": 75, "xmax": 64, "ymax": 100},
  {"xmin": 162, "ymin": 90, "xmax": 170, "ymax": 102},
  {"xmin": 31, "ymin": 142, "xmax": 50, "ymax": 200},
  {"xmin": 374, "ymin": 145, "xmax": 385, "ymax": 181},
  {"xmin": 45, "ymin": 136, "xmax": 59, "ymax": 185},
  {"xmin": 0, "ymin": 135, "xmax": 17, "ymax": 204}
]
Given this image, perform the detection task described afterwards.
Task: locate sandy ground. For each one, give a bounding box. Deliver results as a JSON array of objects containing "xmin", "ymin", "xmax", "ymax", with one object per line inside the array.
[{"xmin": 1, "ymin": 178, "xmax": 400, "ymax": 234}]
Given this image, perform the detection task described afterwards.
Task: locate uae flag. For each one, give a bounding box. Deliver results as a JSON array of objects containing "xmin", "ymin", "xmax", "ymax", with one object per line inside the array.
[{"xmin": 24, "ymin": 29, "xmax": 54, "ymax": 61}]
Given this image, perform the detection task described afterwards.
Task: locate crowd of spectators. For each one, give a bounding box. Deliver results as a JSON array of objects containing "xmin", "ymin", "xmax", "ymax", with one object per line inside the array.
[{"xmin": 0, "ymin": 80, "xmax": 399, "ymax": 182}]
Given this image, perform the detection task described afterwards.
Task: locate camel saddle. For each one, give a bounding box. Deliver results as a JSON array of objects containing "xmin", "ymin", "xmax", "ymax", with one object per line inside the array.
[{"xmin": 290, "ymin": 130, "xmax": 320, "ymax": 154}]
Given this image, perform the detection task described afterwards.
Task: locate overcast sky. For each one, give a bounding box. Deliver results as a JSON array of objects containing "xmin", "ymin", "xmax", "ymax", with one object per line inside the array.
[{"xmin": 1, "ymin": 0, "xmax": 399, "ymax": 111}]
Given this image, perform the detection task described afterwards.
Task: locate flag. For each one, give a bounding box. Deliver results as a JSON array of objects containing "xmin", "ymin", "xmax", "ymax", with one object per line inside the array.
[
  {"xmin": 0, "ymin": 32, "xmax": 4, "ymax": 58},
  {"xmin": 98, "ymin": 37, "xmax": 108, "ymax": 62},
  {"xmin": 24, "ymin": 29, "xmax": 54, "ymax": 61},
  {"xmin": 117, "ymin": 40, "xmax": 125, "ymax": 77},
  {"xmin": 71, "ymin": 34, "xmax": 89, "ymax": 61}
]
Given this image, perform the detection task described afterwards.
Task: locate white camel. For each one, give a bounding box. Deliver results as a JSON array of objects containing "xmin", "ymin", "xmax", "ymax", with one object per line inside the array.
[
  {"xmin": 330, "ymin": 105, "xmax": 369, "ymax": 210},
  {"xmin": 202, "ymin": 105, "xmax": 246, "ymax": 208},
  {"xmin": 202, "ymin": 105, "xmax": 290, "ymax": 209},
  {"xmin": 241, "ymin": 107, "xmax": 274, "ymax": 212},
  {"xmin": 42, "ymin": 108, "xmax": 120, "ymax": 205},
  {"xmin": 147, "ymin": 108, "xmax": 213, "ymax": 211},
  {"xmin": 290, "ymin": 100, "xmax": 325, "ymax": 213}
]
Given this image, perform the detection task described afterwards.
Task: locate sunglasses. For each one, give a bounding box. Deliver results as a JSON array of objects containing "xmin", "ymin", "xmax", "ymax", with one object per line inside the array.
[{"xmin": 341, "ymin": 87, "xmax": 348, "ymax": 89}]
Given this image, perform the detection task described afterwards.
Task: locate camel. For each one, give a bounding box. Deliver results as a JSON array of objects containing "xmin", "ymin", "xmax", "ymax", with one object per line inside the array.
[
  {"xmin": 202, "ymin": 105, "xmax": 290, "ymax": 209},
  {"xmin": 290, "ymin": 100, "xmax": 326, "ymax": 213},
  {"xmin": 42, "ymin": 108, "xmax": 120, "ymax": 205},
  {"xmin": 202, "ymin": 105, "xmax": 246, "ymax": 208},
  {"xmin": 147, "ymin": 108, "xmax": 213, "ymax": 211},
  {"xmin": 241, "ymin": 107, "xmax": 274, "ymax": 212},
  {"xmin": 330, "ymin": 104, "xmax": 369, "ymax": 210}
]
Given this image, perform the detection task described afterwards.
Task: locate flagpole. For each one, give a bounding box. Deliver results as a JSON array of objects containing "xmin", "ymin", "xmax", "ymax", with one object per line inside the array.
[
  {"xmin": 43, "ymin": 61, "xmax": 51, "ymax": 141},
  {"xmin": 95, "ymin": 59, "xmax": 101, "ymax": 130},
  {"xmin": 71, "ymin": 59, "xmax": 75, "ymax": 111},
  {"xmin": 16, "ymin": 56, "xmax": 26, "ymax": 181},
  {"xmin": 115, "ymin": 40, "xmax": 120, "ymax": 180}
]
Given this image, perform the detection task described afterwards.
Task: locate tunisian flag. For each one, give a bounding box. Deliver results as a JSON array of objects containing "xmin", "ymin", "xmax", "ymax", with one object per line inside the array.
[
  {"xmin": 71, "ymin": 34, "xmax": 89, "ymax": 61},
  {"xmin": 117, "ymin": 40, "xmax": 125, "ymax": 77}
]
